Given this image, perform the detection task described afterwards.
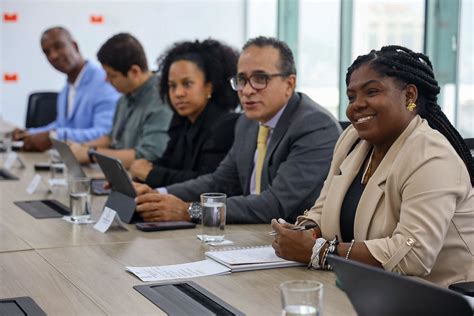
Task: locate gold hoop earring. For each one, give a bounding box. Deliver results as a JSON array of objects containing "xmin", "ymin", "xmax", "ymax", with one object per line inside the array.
[
  {"xmin": 207, "ymin": 94, "xmax": 211, "ymax": 99},
  {"xmin": 407, "ymin": 102, "xmax": 417, "ymax": 112}
]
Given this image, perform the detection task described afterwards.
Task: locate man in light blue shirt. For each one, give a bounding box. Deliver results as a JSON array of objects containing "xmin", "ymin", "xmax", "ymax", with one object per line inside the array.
[{"xmin": 14, "ymin": 26, "xmax": 119, "ymax": 151}]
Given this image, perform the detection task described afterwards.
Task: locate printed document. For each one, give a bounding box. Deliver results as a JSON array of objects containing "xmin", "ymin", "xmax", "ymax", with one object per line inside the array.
[{"xmin": 126, "ymin": 259, "xmax": 230, "ymax": 282}]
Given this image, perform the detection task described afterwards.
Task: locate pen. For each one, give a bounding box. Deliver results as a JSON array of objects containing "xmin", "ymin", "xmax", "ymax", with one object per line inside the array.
[{"xmin": 269, "ymin": 223, "xmax": 318, "ymax": 236}]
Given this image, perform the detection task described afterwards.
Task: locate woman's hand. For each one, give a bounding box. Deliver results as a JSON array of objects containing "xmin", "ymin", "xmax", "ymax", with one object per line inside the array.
[{"xmin": 271, "ymin": 219, "xmax": 316, "ymax": 264}]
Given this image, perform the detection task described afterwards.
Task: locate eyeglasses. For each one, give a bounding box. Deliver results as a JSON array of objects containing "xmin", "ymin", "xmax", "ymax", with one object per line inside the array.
[{"xmin": 229, "ymin": 73, "xmax": 287, "ymax": 91}]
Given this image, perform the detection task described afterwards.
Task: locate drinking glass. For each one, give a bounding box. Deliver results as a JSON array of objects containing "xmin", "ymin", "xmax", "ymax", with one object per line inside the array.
[
  {"xmin": 280, "ymin": 280, "xmax": 323, "ymax": 316},
  {"xmin": 200, "ymin": 193, "xmax": 226, "ymax": 242},
  {"xmin": 68, "ymin": 177, "xmax": 91, "ymax": 223}
]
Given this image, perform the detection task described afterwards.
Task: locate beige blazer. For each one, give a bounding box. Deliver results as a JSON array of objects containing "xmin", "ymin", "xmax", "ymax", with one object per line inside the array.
[{"xmin": 298, "ymin": 116, "xmax": 474, "ymax": 287}]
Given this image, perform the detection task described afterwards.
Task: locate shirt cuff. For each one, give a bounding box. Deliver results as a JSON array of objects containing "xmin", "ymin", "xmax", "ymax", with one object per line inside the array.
[
  {"xmin": 156, "ymin": 187, "xmax": 168, "ymax": 194},
  {"xmin": 50, "ymin": 130, "xmax": 57, "ymax": 140}
]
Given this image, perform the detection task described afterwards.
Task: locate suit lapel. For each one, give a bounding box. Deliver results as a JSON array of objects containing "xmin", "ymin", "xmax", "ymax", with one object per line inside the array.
[
  {"xmin": 67, "ymin": 63, "xmax": 91, "ymax": 122},
  {"xmin": 189, "ymin": 104, "xmax": 217, "ymax": 166},
  {"xmin": 58, "ymin": 86, "xmax": 69, "ymax": 123},
  {"xmin": 241, "ymin": 121, "xmax": 258, "ymax": 195},
  {"xmin": 261, "ymin": 93, "xmax": 300, "ymax": 189},
  {"xmin": 322, "ymin": 139, "xmax": 372, "ymax": 239},
  {"xmin": 354, "ymin": 116, "xmax": 422, "ymax": 239}
]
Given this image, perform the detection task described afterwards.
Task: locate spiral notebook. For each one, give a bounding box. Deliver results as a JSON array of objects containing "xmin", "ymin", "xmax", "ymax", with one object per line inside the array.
[{"xmin": 205, "ymin": 245, "xmax": 304, "ymax": 272}]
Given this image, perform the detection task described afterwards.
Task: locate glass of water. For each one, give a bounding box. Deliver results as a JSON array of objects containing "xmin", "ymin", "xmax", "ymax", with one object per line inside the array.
[
  {"xmin": 280, "ymin": 280, "xmax": 323, "ymax": 316},
  {"xmin": 200, "ymin": 193, "xmax": 226, "ymax": 243},
  {"xmin": 68, "ymin": 177, "xmax": 91, "ymax": 223}
]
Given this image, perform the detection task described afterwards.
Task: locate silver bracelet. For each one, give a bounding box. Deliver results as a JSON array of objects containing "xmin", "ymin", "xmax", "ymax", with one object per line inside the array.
[
  {"xmin": 308, "ymin": 238, "xmax": 327, "ymax": 269},
  {"xmin": 345, "ymin": 239, "xmax": 355, "ymax": 259}
]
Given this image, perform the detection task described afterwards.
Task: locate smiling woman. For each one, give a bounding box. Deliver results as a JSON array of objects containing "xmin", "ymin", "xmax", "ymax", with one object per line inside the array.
[
  {"xmin": 129, "ymin": 39, "xmax": 240, "ymax": 189},
  {"xmin": 271, "ymin": 45, "xmax": 474, "ymax": 288}
]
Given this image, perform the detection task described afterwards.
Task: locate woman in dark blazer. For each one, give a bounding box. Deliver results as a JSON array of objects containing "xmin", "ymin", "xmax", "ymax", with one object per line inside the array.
[{"xmin": 130, "ymin": 39, "xmax": 240, "ymax": 187}]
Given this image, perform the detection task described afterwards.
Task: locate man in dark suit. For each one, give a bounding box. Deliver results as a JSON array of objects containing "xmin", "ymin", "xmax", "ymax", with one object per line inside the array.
[{"xmin": 135, "ymin": 36, "xmax": 341, "ymax": 224}]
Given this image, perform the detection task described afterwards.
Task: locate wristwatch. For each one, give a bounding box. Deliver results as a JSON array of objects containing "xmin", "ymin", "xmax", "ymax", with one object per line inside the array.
[{"xmin": 187, "ymin": 202, "xmax": 202, "ymax": 223}]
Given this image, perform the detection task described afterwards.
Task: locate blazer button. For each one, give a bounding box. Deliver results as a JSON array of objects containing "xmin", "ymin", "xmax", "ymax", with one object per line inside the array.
[{"xmin": 406, "ymin": 238, "xmax": 415, "ymax": 246}]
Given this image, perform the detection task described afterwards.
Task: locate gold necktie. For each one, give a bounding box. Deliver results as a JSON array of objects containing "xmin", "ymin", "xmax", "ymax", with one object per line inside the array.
[{"xmin": 255, "ymin": 125, "xmax": 270, "ymax": 194}]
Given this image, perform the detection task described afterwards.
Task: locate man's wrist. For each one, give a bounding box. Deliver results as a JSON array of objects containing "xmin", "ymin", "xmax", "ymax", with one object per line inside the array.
[{"xmin": 187, "ymin": 202, "xmax": 202, "ymax": 223}]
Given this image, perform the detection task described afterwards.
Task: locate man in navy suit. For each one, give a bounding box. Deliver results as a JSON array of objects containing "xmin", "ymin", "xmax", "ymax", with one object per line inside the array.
[
  {"xmin": 134, "ymin": 36, "xmax": 341, "ymax": 224},
  {"xmin": 13, "ymin": 26, "xmax": 119, "ymax": 151}
]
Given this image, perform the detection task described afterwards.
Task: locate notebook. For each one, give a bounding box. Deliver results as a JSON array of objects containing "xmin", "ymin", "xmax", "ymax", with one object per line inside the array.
[{"xmin": 205, "ymin": 245, "xmax": 304, "ymax": 272}]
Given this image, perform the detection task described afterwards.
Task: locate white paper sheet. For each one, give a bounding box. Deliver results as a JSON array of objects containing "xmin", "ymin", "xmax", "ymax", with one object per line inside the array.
[
  {"xmin": 196, "ymin": 234, "xmax": 234, "ymax": 246},
  {"xmin": 4, "ymin": 152, "xmax": 18, "ymax": 170},
  {"xmin": 26, "ymin": 174, "xmax": 42, "ymax": 194},
  {"xmin": 126, "ymin": 259, "xmax": 230, "ymax": 282}
]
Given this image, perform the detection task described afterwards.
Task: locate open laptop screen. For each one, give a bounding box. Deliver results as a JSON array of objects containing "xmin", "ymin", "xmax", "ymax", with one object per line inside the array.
[{"xmin": 327, "ymin": 254, "xmax": 471, "ymax": 316}]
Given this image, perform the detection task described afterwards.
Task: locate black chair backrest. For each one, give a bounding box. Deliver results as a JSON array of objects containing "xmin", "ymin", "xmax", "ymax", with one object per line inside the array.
[
  {"xmin": 464, "ymin": 138, "xmax": 474, "ymax": 150},
  {"xmin": 339, "ymin": 121, "xmax": 351, "ymax": 130},
  {"xmin": 26, "ymin": 92, "xmax": 58, "ymax": 128},
  {"xmin": 465, "ymin": 138, "xmax": 474, "ymax": 157}
]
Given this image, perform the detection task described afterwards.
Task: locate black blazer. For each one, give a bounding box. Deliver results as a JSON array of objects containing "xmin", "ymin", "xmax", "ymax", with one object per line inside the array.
[{"xmin": 144, "ymin": 102, "xmax": 239, "ymax": 187}]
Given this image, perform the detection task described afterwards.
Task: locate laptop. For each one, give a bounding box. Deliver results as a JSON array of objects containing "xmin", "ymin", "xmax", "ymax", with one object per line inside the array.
[
  {"xmin": 327, "ymin": 254, "xmax": 472, "ymax": 316},
  {"xmin": 50, "ymin": 139, "xmax": 110, "ymax": 195}
]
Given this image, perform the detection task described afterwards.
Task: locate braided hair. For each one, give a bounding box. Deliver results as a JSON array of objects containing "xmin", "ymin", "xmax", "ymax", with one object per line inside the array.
[
  {"xmin": 346, "ymin": 45, "xmax": 474, "ymax": 185},
  {"xmin": 157, "ymin": 39, "xmax": 239, "ymax": 111}
]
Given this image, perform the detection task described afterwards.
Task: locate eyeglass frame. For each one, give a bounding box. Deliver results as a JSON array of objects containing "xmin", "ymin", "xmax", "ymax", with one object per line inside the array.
[{"xmin": 229, "ymin": 73, "xmax": 289, "ymax": 91}]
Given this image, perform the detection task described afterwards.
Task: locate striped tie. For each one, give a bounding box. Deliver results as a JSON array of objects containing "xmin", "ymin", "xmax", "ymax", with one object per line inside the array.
[{"xmin": 255, "ymin": 125, "xmax": 270, "ymax": 194}]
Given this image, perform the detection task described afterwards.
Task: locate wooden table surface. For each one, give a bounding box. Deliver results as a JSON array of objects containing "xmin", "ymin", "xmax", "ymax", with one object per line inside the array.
[{"xmin": 0, "ymin": 151, "xmax": 356, "ymax": 315}]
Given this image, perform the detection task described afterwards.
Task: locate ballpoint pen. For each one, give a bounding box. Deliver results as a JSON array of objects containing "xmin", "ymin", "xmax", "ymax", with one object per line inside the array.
[{"xmin": 269, "ymin": 223, "xmax": 318, "ymax": 236}]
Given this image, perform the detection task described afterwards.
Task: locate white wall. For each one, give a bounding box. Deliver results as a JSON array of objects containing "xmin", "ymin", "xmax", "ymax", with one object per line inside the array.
[{"xmin": 0, "ymin": 0, "xmax": 245, "ymax": 127}]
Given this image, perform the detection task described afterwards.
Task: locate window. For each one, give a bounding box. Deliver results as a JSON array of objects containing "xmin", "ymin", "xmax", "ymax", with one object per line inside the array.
[
  {"xmin": 298, "ymin": 0, "xmax": 340, "ymax": 117},
  {"xmin": 352, "ymin": 0, "xmax": 424, "ymax": 58},
  {"xmin": 246, "ymin": 0, "xmax": 278, "ymax": 39},
  {"xmin": 457, "ymin": 0, "xmax": 474, "ymax": 137}
]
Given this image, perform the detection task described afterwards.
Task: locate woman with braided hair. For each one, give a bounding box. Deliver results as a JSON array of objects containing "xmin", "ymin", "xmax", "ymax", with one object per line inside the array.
[{"xmin": 272, "ymin": 45, "xmax": 473, "ymax": 287}]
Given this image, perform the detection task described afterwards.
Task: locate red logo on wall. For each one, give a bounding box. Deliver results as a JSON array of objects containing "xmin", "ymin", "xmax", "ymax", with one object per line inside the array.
[
  {"xmin": 4, "ymin": 73, "xmax": 19, "ymax": 82},
  {"xmin": 3, "ymin": 12, "xmax": 18, "ymax": 22},
  {"xmin": 90, "ymin": 15, "xmax": 104, "ymax": 24}
]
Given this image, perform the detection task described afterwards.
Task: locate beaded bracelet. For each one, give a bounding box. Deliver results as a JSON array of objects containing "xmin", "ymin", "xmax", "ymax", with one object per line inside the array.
[
  {"xmin": 321, "ymin": 236, "xmax": 339, "ymax": 270},
  {"xmin": 346, "ymin": 239, "xmax": 355, "ymax": 259},
  {"xmin": 321, "ymin": 245, "xmax": 331, "ymax": 270},
  {"xmin": 308, "ymin": 238, "xmax": 327, "ymax": 269}
]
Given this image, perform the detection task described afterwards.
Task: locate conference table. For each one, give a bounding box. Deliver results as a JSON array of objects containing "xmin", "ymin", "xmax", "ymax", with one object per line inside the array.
[{"xmin": 0, "ymin": 151, "xmax": 357, "ymax": 315}]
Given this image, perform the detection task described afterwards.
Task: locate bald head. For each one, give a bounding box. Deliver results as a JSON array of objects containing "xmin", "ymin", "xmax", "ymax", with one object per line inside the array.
[
  {"xmin": 41, "ymin": 26, "xmax": 74, "ymax": 43},
  {"xmin": 41, "ymin": 26, "xmax": 84, "ymax": 81}
]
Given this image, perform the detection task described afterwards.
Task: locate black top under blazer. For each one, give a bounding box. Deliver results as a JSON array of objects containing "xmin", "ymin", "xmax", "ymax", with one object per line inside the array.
[{"xmin": 144, "ymin": 102, "xmax": 239, "ymax": 187}]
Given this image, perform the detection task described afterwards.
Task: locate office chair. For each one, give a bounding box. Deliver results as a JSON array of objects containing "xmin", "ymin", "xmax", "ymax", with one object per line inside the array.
[
  {"xmin": 464, "ymin": 138, "xmax": 474, "ymax": 149},
  {"xmin": 25, "ymin": 92, "xmax": 58, "ymax": 128},
  {"xmin": 339, "ymin": 121, "xmax": 351, "ymax": 130},
  {"xmin": 464, "ymin": 138, "xmax": 474, "ymax": 157}
]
